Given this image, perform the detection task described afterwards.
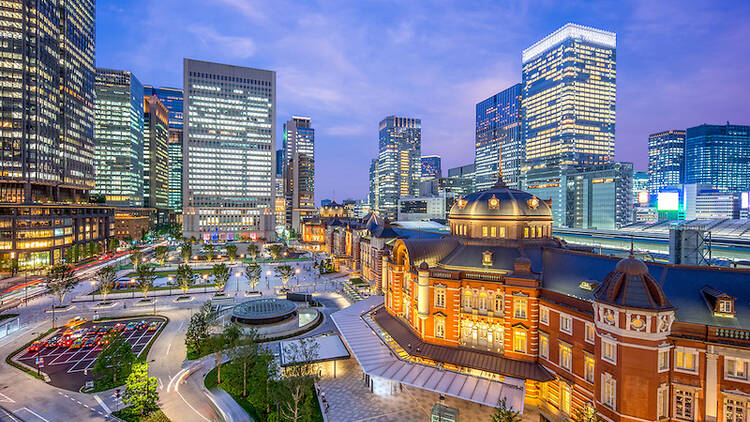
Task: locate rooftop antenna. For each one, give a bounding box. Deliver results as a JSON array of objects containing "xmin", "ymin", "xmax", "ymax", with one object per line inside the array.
[{"xmin": 493, "ymin": 144, "xmax": 507, "ymax": 188}]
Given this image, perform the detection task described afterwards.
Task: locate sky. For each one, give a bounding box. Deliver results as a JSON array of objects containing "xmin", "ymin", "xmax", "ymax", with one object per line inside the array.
[{"xmin": 97, "ymin": 0, "xmax": 750, "ymax": 202}]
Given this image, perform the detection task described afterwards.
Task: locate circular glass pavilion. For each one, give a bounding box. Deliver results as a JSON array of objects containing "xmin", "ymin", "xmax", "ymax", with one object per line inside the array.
[{"xmin": 231, "ymin": 298, "xmax": 299, "ymax": 325}]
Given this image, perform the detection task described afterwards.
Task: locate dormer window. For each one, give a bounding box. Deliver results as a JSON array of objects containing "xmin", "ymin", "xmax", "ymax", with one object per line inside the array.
[
  {"xmin": 719, "ymin": 300, "xmax": 733, "ymax": 314},
  {"xmin": 702, "ymin": 286, "xmax": 735, "ymax": 317},
  {"xmin": 482, "ymin": 250, "xmax": 493, "ymax": 267}
]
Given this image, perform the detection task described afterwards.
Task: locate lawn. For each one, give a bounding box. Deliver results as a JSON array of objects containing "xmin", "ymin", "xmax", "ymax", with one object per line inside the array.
[{"xmin": 112, "ymin": 407, "xmax": 171, "ymax": 422}]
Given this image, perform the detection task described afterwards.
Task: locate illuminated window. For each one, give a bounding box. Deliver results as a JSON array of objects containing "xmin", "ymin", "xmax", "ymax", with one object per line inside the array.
[
  {"xmin": 490, "ymin": 226, "xmax": 497, "ymax": 237},
  {"xmin": 434, "ymin": 288, "xmax": 446, "ymax": 308},
  {"xmin": 494, "ymin": 295, "xmax": 504, "ymax": 313},
  {"xmin": 463, "ymin": 290, "xmax": 473, "ymax": 309},
  {"xmin": 482, "ymin": 226, "xmax": 488, "ymax": 237},
  {"xmin": 435, "ymin": 317, "xmax": 445, "ymax": 339},
  {"xmin": 513, "ymin": 297, "xmax": 527, "ymax": 319},
  {"xmin": 658, "ymin": 348, "xmax": 670, "ymax": 372},
  {"xmin": 602, "ymin": 339, "xmax": 616, "ymax": 363},
  {"xmin": 539, "ymin": 332, "xmax": 549, "ymax": 359},
  {"xmin": 675, "ymin": 349, "xmax": 697, "ymax": 372},
  {"xmin": 560, "ymin": 382, "xmax": 571, "ymax": 414},
  {"xmin": 513, "ymin": 329, "xmax": 527, "ymax": 353},
  {"xmin": 725, "ymin": 399, "xmax": 746, "ymax": 422},
  {"xmin": 726, "ymin": 358, "xmax": 748, "ymax": 381},
  {"xmin": 482, "ymin": 250, "xmax": 493, "ymax": 266},
  {"xmin": 559, "ymin": 314, "xmax": 572, "ymax": 335},
  {"xmin": 584, "ymin": 354, "xmax": 595, "ymax": 383},
  {"xmin": 540, "ymin": 306, "xmax": 549, "ymax": 325},
  {"xmin": 602, "ymin": 373, "xmax": 616, "ymax": 409},
  {"xmin": 674, "ymin": 389, "xmax": 694, "ymax": 420},
  {"xmin": 478, "ymin": 293, "xmax": 487, "ymax": 311},
  {"xmin": 559, "ymin": 342, "xmax": 572, "ymax": 371},
  {"xmin": 585, "ymin": 323, "xmax": 595, "ymax": 343}
]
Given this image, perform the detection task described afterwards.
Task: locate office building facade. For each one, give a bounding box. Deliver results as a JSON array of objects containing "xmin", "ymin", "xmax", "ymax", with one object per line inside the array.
[
  {"xmin": 369, "ymin": 159, "xmax": 380, "ymax": 212},
  {"xmin": 143, "ymin": 95, "xmax": 170, "ymax": 210},
  {"xmin": 183, "ymin": 59, "xmax": 275, "ymax": 242},
  {"xmin": 684, "ymin": 124, "xmax": 750, "ymax": 193},
  {"xmin": 521, "ymin": 24, "xmax": 616, "ymax": 169},
  {"xmin": 144, "ymin": 86, "xmax": 184, "ymax": 213},
  {"xmin": 420, "ymin": 155, "xmax": 442, "ymax": 181},
  {"xmin": 283, "ymin": 117, "xmax": 315, "ymax": 231},
  {"xmin": 475, "ymin": 84, "xmax": 522, "ymax": 189},
  {"xmin": 93, "ymin": 69, "xmax": 144, "ymax": 207},
  {"xmin": 375, "ymin": 116, "xmax": 421, "ymax": 219},
  {"xmin": 0, "ymin": 0, "xmax": 96, "ymax": 203},
  {"xmin": 648, "ymin": 130, "xmax": 685, "ymax": 193}
]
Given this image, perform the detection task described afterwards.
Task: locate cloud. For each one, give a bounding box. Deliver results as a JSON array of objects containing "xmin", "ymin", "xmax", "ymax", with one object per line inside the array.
[{"xmin": 188, "ymin": 26, "xmax": 256, "ymax": 59}]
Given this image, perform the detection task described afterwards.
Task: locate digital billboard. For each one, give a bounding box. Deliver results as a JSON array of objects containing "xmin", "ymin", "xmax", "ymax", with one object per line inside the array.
[{"xmin": 657, "ymin": 192, "xmax": 680, "ymax": 211}]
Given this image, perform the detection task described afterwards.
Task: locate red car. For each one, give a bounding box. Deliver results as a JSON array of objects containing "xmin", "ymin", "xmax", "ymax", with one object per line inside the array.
[
  {"xmin": 43, "ymin": 336, "xmax": 61, "ymax": 348},
  {"xmin": 27, "ymin": 341, "xmax": 42, "ymax": 352},
  {"xmin": 82, "ymin": 337, "xmax": 97, "ymax": 348},
  {"xmin": 147, "ymin": 321, "xmax": 159, "ymax": 331},
  {"xmin": 109, "ymin": 323, "xmax": 125, "ymax": 333},
  {"xmin": 136, "ymin": 320, "xmax": 148, "ymax": 330}
]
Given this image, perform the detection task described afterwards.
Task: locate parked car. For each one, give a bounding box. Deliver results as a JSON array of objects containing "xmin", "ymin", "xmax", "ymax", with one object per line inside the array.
[
  {"xmin": 147, "ymin": 321, "xmax": 159, "ymax": 331},
  {"xmin": 82, "ymin": 337, "xmax": 97, "ymax": 348},
  {"xmin": 136, "ymin": 320, "xmax": 148, "ymax": 330},
  {"xmin": 43, "ymin": 336, "xmax": 61, "ymax": 348},
  {"xmin": 65, "ymin": 316, "xmax": 87, "ymax": 328},
  {"xmin": 70, "ymin": 338, "xmax": 85, "ymax": 349},
  {"xmin": 27, "ymin": 341, "xmax": 42, "ymax": 352},
  {"xmin": 124, "ymin": 322, "xmax": 137, "ymax": 332},
  {"xmin": 109, "ymin": 323, "xmax": 125, "ymax": 333}
]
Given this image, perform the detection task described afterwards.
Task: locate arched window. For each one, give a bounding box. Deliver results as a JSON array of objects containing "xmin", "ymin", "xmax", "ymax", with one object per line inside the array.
[{"xmin": 463, "ymin": 290, "xmax": 473, "ymax": 309}]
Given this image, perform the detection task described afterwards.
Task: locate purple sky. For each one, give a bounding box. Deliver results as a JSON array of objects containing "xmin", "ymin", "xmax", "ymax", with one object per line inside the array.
[{"xmin": 97, "ymin": 0, "xmax": 750, "ymax": 202}]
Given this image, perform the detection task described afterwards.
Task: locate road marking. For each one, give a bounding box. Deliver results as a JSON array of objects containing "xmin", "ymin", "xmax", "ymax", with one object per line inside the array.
[
  {"xmin": 175, "ymin": 370, "xmax": 211, "ymax": 422},
  {"xmin": 14, "ymin": 407, "xmax": 51, "ymax": 422},
  {"xmin": 178, "ymin": 321, "xmax": 184, "ymax": 331},
  {"xmin": 94, "ymin": 394, "xmax": 111, "ymax": 414},
  {"xmin": 158, "ymin": 377, "xmax": 164, "ymax": 390},
  {"xmin": 167, "ymin": 368, "xmax": 188, "ymax": 393},
  {"xmin": 165, "ymin": 343, "xmax": 171, "ymax": 356},
  {"xmin": 0, "ymin": 392, "xmax": 15, "ymax": 403}
]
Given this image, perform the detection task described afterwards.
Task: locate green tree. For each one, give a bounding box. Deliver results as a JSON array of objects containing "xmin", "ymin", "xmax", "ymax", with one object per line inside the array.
[
  {"xmin": 123, "ymin": 361, "xmax": 159, "ymax": 418},
  {"xmin": 72, "ymin": 244, "xmax": 81, "ymax": 262},
  {"xmin": 107, "ymin": 238, "xmax": 120, "ymax": 253},
  {"xmin": 275, "ymin": 265, "xmax": 294, "ymax": 290},
  {"xmin": 571, "ymin": 403, "xmax": 601, "ymax": 422},
  {"xmin": 180, "ymin": 242, "xmax": 192, "ymax": 263},
  {"xmin": 491, "ymin": 398, "xmax": 522, "ymax": 422},
  {"xmin": 226, "ymin": 244, "xmax": 238, "ymax": 262},
  {"xmin": 246, "ymin": 243, "xmax": 259, "ymax": 262},
  {"xmin": 46, "ymin": 263, "xmax": 79, "ymax": 306},
  {"xmin": 154, "ymin": 246, "xmax": 169, "ymax": 266},
  {"xmin": 129, "ymin": 248, "xmax": 143, "ymax": 271},
  {"xmin": 93, "ymin": 334, "xmax": 135, "ymax": 387},
  {"xmin": 94, "ymin": 242, "xmax": 103, "ymax": 256},
  {"xmin": 277, "ymin": 337, "xmax": 320, "ymax": 422},
  {"xmin": 209, "ymin": 323, "xmax": 243, "ymax": 384},
  {"xmin": 176, "ymin": 264, "xmax": 194, "ymax": 295},
  {"xmin": 94, "ymin": 265, "xmax": 117, "ymax": 302},
  {"xmin": 0, "ymin": 256, "xmax": 17, "ymax": 276},
  {"xmin": 204, "ymin": 244, "xmax": 216, "ymax": 262},
  {"xmin": 212, "ymin": 263, "xmax": 229, "ymax": 292},
  {"xmin": 268, "ymin": 244, "xmax": 284, "ymax": 260},
  {"xmin": 135, "ymin": 265, "xmax": 156, "ymax": 298},
  {"xmin": 185, "ymin": 301, "xmax": 214, "ymax": 356},
  {"xmin": 244, "ymin": 263, "xmax": 261, "ymax": 291}
]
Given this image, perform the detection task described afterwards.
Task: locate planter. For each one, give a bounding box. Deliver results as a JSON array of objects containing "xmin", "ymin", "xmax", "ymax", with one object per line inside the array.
[
  {"xmin": 93, "ymin": 301, "xmax": 118, "ymax": 309},
  {"xmin": 134, "ymin": 298, "xmax": 155, "ymax": 306},
  {"xmin": 174, "ymin": 296, "xmax": 193, "ymax": 303},
  {"xmin": 45, "ymin": 305, "xmax": 75, "ymax": 313}
]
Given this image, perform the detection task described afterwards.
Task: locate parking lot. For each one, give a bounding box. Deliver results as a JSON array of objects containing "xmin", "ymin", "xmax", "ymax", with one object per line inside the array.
[{"xmin": 17, "ymin": 317, "xmax": 165, "ymax": 391}]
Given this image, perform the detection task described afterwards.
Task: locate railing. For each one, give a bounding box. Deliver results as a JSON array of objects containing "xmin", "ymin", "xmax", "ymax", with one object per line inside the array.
[{"xmin": 715, "ymin": 327, "xmax": 750, "ymax": 342}]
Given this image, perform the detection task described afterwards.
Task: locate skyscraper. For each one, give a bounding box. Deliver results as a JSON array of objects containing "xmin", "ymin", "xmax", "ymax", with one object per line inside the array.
[
  {"xmin": 475, "ymin": 84, "xmax": 522, "ymax": 190},
  {"xmin": 93, "ymin": 69, "xmax": 144, "ymax": 207},
  {"xmin": 369, "ymin": 158, "xmax": 379, "ymax": 211},
  {"xmin": 144, "ymin": 86, "xmax": 184, "ymax": 212},
  {"xmin": 283, "ymin": 116, "xmax": 315, "ymax": 231},
  {"xmin": 143, "ymin": 95, "xmax": 170, "ymax": 210},
  {"xmin": 684, "ymin": 123, "xmax": 750, "ymax": 193},
  {"xmin": 0, "ymin": 0, "xmax": 96, "ymax": 203},
  {"xmin": 521, "ymin": 24, "xmax": 616, "ymax": 169},
  {"xmin": 648, "ymin": 130, "xmax": 685, "ymax": 193},
  {"xmin": 183, "ymin": 59, "xmax": 276, "ymax": 242},
  {"xmin": 420, "ymin": 155, "xmax": 442, "ymax": 181},
  {"xmin": 376, "ymin": 116, "xmax": 421, "ymax": 219}
]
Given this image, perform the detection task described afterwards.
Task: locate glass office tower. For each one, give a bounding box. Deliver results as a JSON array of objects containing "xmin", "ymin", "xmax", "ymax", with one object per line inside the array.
[
  {"xmin": 183, "ymin": 59, "xmax": 276, "ymax": 242},
  {"xmin": 684, "ymin": 123, "xmax": 750, "ymax": 193},
  {"xmin": 144, "ymin": 96, "xmax": 170, "ymax": 210},
  {"xmin": 475, "ymin": 84, "xmax": 522, "ymax": 189},
  {"xmin": 93, "ymin": 69, "xmax": 144, "ymax": 207},
  {"xmin": 421, "ymin": 155, "xmax": 442, "ymax": 181},
  {"xmin": 144, "ymin": 86, "xmax": 184, "ymax": 212},
  {"xmin": 0, "ymin": 0, "xmax": 96, "ymax": 203},
  {"xmin": 376, "ymin": 116, "xmax": 421, "ymax": 220},
  {"xmin": 648, "ymin": 130, "xmax": 685, "ymax": 193},
  {"xmin": 369, "ymin": 158, "xmax": 379, "ymax": 212},
  {"xmin": 521, "ymin": 24, "xmax": 616, "ymax": 169},
  {"xmin": 283, "ymin": 116, "xmax": 315, "ymax": 230}
]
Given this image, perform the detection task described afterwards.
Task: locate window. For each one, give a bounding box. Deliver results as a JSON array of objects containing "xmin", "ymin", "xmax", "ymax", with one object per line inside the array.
[
  {"xmin": 674, "ymin": 389, "xmax": 694, "ymax": 420},
  {"xmin": 498, "ymin": 226, "xmax": 506, "ymax": 238},
  {"xmin": 463, "ymin": 291, "xmax": 473, "ymax": 309},
  {"xmin": 584, "ymin": 354, "xmax": 595, "ymax": 383},
  {"xmin": 478, "ymin": 293, "xmax": 487, "ymax": 312},
  {"xmin": 435, "ymin": 288, "xmax": 446, "ymax": 308},
  {"xmin": 540, "ymin": 306, "xmax": 549, "ymax": 325},
  {"xmin": 726, "ymin": 358, "xmax": 749, "ymax": 381},
  {"xmin": 585, "ymin": 323, "xmax": 595, "ymax": 343},
  {"xmin": 490, "ymin": 226, "xmax": 497, "ymax": 237},
  {"xmin": 559, "ymin": 342, "xmax": 572, "ymax": 371},
  {"xmin": 602, "ymin": 339, "xmax": 616, "ymax": 364},
  {"xmin": 720, "ymin": 300, "xmax": 733, "ymax": 313},
  {"xmin": 725, "ymin": 398, "xmax": 747, "ymax": 422},
  {"xmin": 435, "ymin": 318, "xmax": 445, "ymax": 339},
  {"xmin": 513, "ymin": 329, "xmax": 527, "ymax": 353},
  {"xmin": 513, "ymin": 297, "xmax": 527, "ymax": 319},
  {"xmin": 494, "ymin": 295, "xmax": 503, "ymax": 313},
  {"xmin": 560, "ymin": 383, "xmax": 572, "ymax": 414},
  {"xmin": 540, "ymin": 333, "xmax": 549, "ymax": 359},
  {"xmin": 657, "ymin": 386, "xmax": 668, "ymax": 419},
  {"xmin": 675, "ymin": 349, "xmax": 697, "ymax": 372},
  {"xmin": 560, "ymin": 314, "xmax": 572, "ymax": 335},
  {"xmin": 524, "ymin": 227, "xmax": 529, "ymax": 238},
  {"xmin": 602, "ymin": 373, "xmax": 616, "ymax": 409},
  {"xmin": 482, "ymin": 226, "xmax": 488, "ymax": 237},
  {"xmin": 658, "ymin": 348, "xmax": 670, "ymax": 372}
]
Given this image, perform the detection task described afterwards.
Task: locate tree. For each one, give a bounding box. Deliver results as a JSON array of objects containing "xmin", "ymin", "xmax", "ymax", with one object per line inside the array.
[
  {"xmin": 491, "ymin": 398, "xmax": 522, "ymax": 422},
  {"xmin": 135, "ymin": 265, "xmax": 156, "ymax": 298},
  {"xmin": 209, "ymin": 323, "xmax": 243, "ymax": 385},
  {"xmin": 95, "ymin": 265, "xmax": 117, "ymax": 302},
  {"xmin": 212, "ymin": 263, "xmax": 229, "ymax": 292},
  {"xmin": 268, "ymin": 244, "xmax": 284, "ymax": 260},
  {"xmin": 154, "ymin": 246, "xmax": 169, "ymax": 266},
  {"xmin": 46, "ymin": 263, "xmax": 79, "ymax": 306},
  {"xmin": 226, "ymin": 244, "xmax": 237, "ymax": 262},
  {"xmin": 276, "ymin": 265, "xmax": 294, "ymax": 290},
  {"xmin": 244, "ymin": 263, "xmax": 261, "ymax": 291},
  {"xmin": 204, "ymin": 244, "xmax": 216, "ymax": 262},
  {"xmin": 277, "ymin": 337, "xmax": 320, "ymax": 422},
  {"xmin": 571, "ymin": 403, "xmax": 601, "ymax": 422},
  {"xmin": 93, "ymin": 334, "xmax": 135, "ymax": 387},
  {"xmin": 246, "ymin": 243, "xmax": 259, "ymax": 262},
  {"xmin": 176, "ymin": 264, "xmax": 194, "ymax": 295},
  {"xmin": 180, "ymin": 242, "xmax": 192, "ymax": 263},
  {"xmin": 107, "ymin": 238, "xmax": 120, "ymax": 252},
  {"xmin": 0, "ymin": 256, "xmax": 17, "ymax": 276},
  {"xmin": 185, "ymin": 301, "xmax": 214, "ymax": 356},
  {"xmin": 129, "ymin": 248, "xmax": 143, "ymax": 271},
  {"xmin": 123, "ymin": 361, "xmax": 159, "ymax": 418}
]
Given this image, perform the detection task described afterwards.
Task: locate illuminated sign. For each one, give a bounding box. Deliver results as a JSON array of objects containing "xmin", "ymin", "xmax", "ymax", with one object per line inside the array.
[
  {"xmin": 742, "ymin": 192, "xmax": 749, "ymax": 209},
  {"xmin": 638, "ymin": 191, "xmax": 649, "ymax": 205},
  {"xmin": 657, "ymin": 192, "xmax": 680, "ymax": 211}
]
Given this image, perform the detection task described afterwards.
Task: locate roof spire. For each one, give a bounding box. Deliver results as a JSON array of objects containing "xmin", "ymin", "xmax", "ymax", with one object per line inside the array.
[
  {"xmin": 492, "ymin": 143, "xmax": 507, "ymax": 188},
  {"xmin": 630, "ymin": 235, "xmax": 635, "ymax": 257}
]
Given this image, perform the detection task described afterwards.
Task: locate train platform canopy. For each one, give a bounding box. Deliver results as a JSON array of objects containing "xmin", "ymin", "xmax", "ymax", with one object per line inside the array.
[{"xmin": 279, "ymin": 333, "xmax": 350, "ymax": 367}]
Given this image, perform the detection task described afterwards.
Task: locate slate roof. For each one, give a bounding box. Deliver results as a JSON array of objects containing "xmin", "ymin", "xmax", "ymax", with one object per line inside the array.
[
  {"xmin": 593, "ymin": 258, "xmax": 674, "ymax": 311},
  {"xmin": 439, "ymin": 240, "xmax": 553, "ymax": 273},
  {"xmin": 400, "ymin": 238, "xmax": 459, "ymax": 267},
  {"xmin": 372, "ymin": 308, "xmax": 554, "ymax": 382},
  {"xmin": 449, "ymin": 186, "xmax": 551, "ymax": 219}
]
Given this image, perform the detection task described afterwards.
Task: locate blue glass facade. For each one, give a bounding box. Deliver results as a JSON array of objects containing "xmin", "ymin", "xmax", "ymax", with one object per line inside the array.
[
  {"xmin": 421, "ymin": 155, "xmax": 442, "ymax": 180},
  {"xmin": 143, "ymin": 86, "xmax": 184, "ymax": 212},
  {"xmin": 376, "ymin": 116, "xmax": 421, "ymax": 219},
  {"xmin": 475, "ymin": 84, "xmax": 521, "ymax": 189},
  {"xmin": 685, "ymin": 124, "xmax": 750, "ymax": 192},
  {"xmin": 648, "ymin": 130, "xmax": 685, "ymax": 193},
  {"xmin": 143, "ymin": 86, "xmax": 183, "ymax": 130}
]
